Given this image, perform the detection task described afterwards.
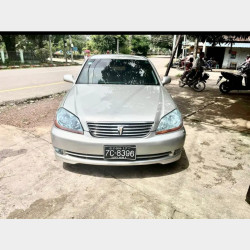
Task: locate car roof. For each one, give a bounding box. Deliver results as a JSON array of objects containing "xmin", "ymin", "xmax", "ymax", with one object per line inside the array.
[{"xmin": 89, "ymin": 54, "xmax": 147, "ymax": 60}]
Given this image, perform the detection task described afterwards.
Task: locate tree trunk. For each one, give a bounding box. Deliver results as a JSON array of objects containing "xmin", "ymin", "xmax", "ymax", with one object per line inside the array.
[{"xmin": 1, "ymin": 35, "xmax": 18, "ymax": 61}]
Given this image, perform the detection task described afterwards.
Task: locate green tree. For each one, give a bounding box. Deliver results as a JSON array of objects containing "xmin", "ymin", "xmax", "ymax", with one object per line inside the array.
[
  {"xmin": 25, "ymin": 35, "xmax": 48, "ymax": 48},
  {"xmin": 89, "ymin": 35, "xmax": 129, "ymax": 54},
  {"xmin": 151, "ymin": 35, "xmax": 173, "ymax": 49},
  {"xmin": 1, "ymin": 35, "xmax": 18, "ymax": 60},
  {"xmin": 131, "ymin": 35, "xmax": 150, "ymax": 56},
  {"xmin": 71, "ymin": 35, "xmax": 88, "ymax": 54}
]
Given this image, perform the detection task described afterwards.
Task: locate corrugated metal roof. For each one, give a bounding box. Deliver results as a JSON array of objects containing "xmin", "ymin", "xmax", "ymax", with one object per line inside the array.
[
  {"xmin": 206, "ymin": 42, "xmax": 250, "ymax": 48},
  {"xmin": 183, "ymin": 41, "xmax": 250, "ymax": 48}
]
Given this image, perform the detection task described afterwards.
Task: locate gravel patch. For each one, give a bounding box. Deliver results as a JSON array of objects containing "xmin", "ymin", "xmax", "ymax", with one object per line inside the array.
[{"xmin": 0, "ymin": 94, "xmax": 65, "ymax": 129}]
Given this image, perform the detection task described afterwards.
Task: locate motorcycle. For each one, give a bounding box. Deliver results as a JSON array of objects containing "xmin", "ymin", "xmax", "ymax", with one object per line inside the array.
[
  {"xmin": 217, "ymin": 64, "xmax": 250, "ymax": 93},
  {"xmin": 204, "ymin": 60, "xmax": 213, "ymax": 71},
  {"xmin": 179, "ymin": 67, "xmax": 210, "ymax": 92},
  {"xmin": 206, "ymin": 58, "xmax": 217, "ymax": 70}
]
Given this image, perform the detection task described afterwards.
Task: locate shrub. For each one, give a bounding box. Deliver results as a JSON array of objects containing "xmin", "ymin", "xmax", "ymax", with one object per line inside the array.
[{"xmin": 34, "ymin": 48, "xmax": 49, "ymax": 63}]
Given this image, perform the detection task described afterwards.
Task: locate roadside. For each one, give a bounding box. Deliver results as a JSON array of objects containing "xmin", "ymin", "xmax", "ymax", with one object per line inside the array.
[
  {"xmin": 0, "ymin": 65, "xmax": 81, "ymax": 104},
  {"xmin": 0, "ymin": 60, "xmax": 81, "ymax": 70},
  {"xmin": 51, "ymin": 57, "xmax": 84, "ymax": 65}
]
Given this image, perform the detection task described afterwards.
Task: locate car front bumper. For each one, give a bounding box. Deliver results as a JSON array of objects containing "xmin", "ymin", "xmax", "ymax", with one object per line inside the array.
[{"xmin": 51, "ymin": 125, "xmax": 186, "ymax": 166}]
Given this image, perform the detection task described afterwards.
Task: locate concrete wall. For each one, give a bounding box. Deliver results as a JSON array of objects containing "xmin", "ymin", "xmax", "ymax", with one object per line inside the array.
[{"xmin": 222, "ymin": 47, "xmax": 250, "ymax": 68}]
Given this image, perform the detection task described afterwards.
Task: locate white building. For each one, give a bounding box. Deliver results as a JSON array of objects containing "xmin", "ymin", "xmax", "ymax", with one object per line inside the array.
[
  {"xmin": 182, "ymin": 41, "xmax": 250, "ymax": 69},
  {"xmin": 205, "ymin": 42, "xmax": 250, "ymax": 69}
]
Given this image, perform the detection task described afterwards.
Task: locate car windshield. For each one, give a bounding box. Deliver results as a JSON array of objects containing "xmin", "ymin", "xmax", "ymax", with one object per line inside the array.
[{"xmin": 76, "ymin": 59, "xmax": 159, "ymax": 85}]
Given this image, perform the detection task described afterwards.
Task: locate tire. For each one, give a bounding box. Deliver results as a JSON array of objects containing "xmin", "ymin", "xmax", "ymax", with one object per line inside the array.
[
  {"xmin": 219, "ymin": 81, "xmax": 231, "ymax": 94},
  {"xmin": 193, "ymin": 81, "xmax": 206, "ymax": 92},
  {"xmin": 179, "ymin": 79, "xmax": 185, "ymax": 87}
]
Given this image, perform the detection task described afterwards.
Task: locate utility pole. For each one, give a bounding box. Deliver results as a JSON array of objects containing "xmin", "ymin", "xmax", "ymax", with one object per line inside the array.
[
  {"xmin": 182, "ymin": 35, "xmax": 186, "ymax": 58},
  {"xmin": 175, "ymin": 44, "xmax": 179, "ymax": 59},
  {"xmin": 69, "ymin": 35, "xmax": 74, "ymax": 63},
  {"xmin": 172, "ymin": 35, "xmax": 176, "ymax": 58},
  {"xmin": 193, "ymin": 38, "xmax": 199, "ymax": 59},
  {"xmin": 202, "ymin": 39, "xmax": 207, "ymax": 54},
  {"xmin": 49, "ymin": 35, "xmax": 53, "ymax": 62},
  {"xmin": 165, "ymin": 35, "xmax": 182, "ymax": 76},
  {"xmin": 117, "ymin": 38, "xmax": 119, "ymax": 54}
]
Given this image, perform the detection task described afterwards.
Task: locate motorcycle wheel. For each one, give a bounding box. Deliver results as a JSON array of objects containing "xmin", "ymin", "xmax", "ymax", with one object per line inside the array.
[
  {"xmin": 179, "ymin": 79, "xmax": 185, "ymax": 87},
  {"xmin": 219, "ymin": 81, "xmax": 230, "ymax": 94},
  {"xmin": 193, "ymin": 81, "xmax": 206, "ymax": 92}
]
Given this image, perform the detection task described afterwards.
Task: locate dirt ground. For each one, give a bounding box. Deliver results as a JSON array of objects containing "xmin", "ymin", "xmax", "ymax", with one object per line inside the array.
[
  {"xmin": 0, "ymin": 57, "xmax": 250, "ymax": 219},
  {"xmin": 0, "ymin": 94, "xmax": 63, "ymax": 130}
]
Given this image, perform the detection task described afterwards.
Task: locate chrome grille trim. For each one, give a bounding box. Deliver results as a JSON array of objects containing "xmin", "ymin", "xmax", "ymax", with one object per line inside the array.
[
  {"xmin": 87, "ymin": 122, "xmax": 154, "ymax": 138},
  {"xmin": 136, "ymin": 152, "xmax": 171, "ymax": 160},
  {"xmin": 64, "ymin": 151, "xmax": 171, "ymax": 161},
  {"xmin": 65, "ymin": 151, "xmax": 103, "ymax": 160}
]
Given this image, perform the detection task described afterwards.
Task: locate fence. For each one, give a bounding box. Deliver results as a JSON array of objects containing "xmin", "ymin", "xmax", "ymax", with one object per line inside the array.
[
  {"xmin": 0, "ymin": 50, "xmax": 85, "ymax": 65},
  {"xmin": 0, "ymin": 50, "xmax": 40, "ymax": 65}
]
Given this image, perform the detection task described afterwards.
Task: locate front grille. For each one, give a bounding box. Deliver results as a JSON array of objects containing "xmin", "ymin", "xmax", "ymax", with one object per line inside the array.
[{"xmin": 87, "ymin": 122, "xmax": 154, "ymax": 138}]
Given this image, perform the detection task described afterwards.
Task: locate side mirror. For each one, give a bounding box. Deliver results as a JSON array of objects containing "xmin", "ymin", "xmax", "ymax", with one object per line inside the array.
[
  {"xmin": 162, "ymin": 76, "xmax": 171, "ymax": 85},
  {"xmin": 63, "ymin": 74, "xmax": 75, "ymax": 83}
]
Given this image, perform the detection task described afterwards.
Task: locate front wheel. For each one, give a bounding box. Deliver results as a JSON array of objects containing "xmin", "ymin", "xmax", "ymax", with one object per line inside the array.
[
  {"xmin": 219, "ymin": 81, "xmax": 231, "ymax": 94},
  {"xmin": 193, "ymin": 81, "xmax": 206, "ymax": 92}
]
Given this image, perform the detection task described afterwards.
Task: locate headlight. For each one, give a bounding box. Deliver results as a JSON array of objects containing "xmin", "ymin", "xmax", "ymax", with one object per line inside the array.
[
  {"xmin": 55, "ymin": 108, "xmax": 83, "ymax": 134},
  {"xmin": 156, "ymin": 109, "xmax": 182, "ymax": 134}
]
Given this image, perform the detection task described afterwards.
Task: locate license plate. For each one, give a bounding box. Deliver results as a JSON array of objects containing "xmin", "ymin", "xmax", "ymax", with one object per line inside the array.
[{"xmin": 104, "ymin": 145, "xmax": 136, "ymax": 160}]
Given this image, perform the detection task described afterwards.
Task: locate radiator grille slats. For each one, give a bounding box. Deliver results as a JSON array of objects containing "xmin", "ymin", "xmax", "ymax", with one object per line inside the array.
[{"xmin": 87, "ymin": 122, "xmax": 153, "ymax": 138}]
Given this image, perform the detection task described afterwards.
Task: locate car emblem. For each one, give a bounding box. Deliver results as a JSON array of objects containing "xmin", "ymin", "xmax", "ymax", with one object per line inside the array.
[{"xmin": 118, "ymin": 126, "xmax": 123, "ymax": 135}]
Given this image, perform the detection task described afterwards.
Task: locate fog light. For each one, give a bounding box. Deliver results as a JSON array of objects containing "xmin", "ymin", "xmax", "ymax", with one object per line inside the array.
[
  {"xmin": 174, "ymin": 148, "xmax": 182, "ymax": 156},
  {"xmin": 55, "ymin": 147, "xmax": 64, "ymax": 155}
]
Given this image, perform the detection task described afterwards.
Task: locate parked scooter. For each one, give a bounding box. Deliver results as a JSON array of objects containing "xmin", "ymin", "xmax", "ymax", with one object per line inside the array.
[
  {"xmin": 179, "ymin": 67, "xmax": 210, "ymax": 92},
  {"xmin": 217, "ymin": 64, "xmax": 250, "ymax": 93},
  {"xmin": 171, "ymin": 57, "xmax": 185, "ymax": 69}
]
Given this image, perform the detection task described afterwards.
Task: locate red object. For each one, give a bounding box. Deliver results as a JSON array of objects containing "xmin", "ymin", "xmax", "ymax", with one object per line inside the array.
[
  {"xmin": 85, "ymin": 50, "xmax": 90, "ymax": 53},
  {"xmin": 185, "ymin": 61, "xmax": 193, "ymax": 70},
  {"xmin": 107, "ymin": 50, "xmax": 110, "ymax": 54}
]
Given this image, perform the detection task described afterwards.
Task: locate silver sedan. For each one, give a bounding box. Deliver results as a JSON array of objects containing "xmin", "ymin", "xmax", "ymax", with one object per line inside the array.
[{"xmin": 51, "ymin": 54, "xmax": 186, "ymax": 166}]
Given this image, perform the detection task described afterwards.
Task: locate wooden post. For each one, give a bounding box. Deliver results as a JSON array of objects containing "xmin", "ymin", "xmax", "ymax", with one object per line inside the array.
[
  {"xmin": 165, "ymin": 35, "xmax": 182, "ymax": 76},
  {"xmin": 193, "ymin": 38, "xmax": 199, "ymax": 59}
]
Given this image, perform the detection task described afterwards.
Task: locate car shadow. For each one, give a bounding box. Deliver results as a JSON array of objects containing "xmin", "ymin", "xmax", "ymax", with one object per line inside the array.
[{"xmin": 63, "ymin": 149, "xmax": 189, "ymax": 179}]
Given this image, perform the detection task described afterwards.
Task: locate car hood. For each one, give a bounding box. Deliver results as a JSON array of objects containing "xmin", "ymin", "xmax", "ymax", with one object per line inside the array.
[{"xmin": 63, "ymin": 84, "xmax": 177, "ymax": 131}]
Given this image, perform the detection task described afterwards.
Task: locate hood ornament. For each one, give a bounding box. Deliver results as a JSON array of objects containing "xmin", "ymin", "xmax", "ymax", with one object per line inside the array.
[{"xmin": 118, "ymin": 126, "xmax": 123, "ymax": 135}]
